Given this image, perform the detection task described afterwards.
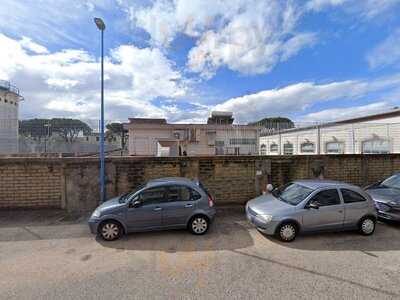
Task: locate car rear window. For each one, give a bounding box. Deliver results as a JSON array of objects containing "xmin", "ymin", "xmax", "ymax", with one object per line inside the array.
[
  {"xmin": 197, "ymin": 181, "xmax": 212, "ymax": 198},
  {"xmin": 341, "ymin": 189, "xmax": 367, "ymax": 203}
]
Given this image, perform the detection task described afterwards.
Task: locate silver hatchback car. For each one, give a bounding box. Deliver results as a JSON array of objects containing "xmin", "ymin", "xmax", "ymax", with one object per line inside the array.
[
  {"xmin": 88, "ymin": 177, "xmax": 216, "ymax": 241},
  {"xmin": 246, "ymin": 180, "xmax": 377, "ymax": 242}
]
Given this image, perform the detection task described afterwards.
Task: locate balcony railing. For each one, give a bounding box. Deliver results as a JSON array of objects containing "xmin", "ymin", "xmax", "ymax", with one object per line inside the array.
[{"xmin": 0, "ymin": 80, "xmax": 19, "ymax": 95}]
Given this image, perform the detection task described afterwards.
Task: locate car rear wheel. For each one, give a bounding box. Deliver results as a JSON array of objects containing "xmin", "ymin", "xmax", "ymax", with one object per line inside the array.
[
  {"xmin": 99, "ymin": 220, "xmax": 123, "ymax": 241},
  {"xmin": 276, "ymin": 223, "xmax": 297, "ymax": 242},
  {"xmin": 189, "ymin": 215, "xmax": 209, "ymax": 235},
  {"xmin": 359, "ymin": 217, "xmax": 376, "ymax": 236}
]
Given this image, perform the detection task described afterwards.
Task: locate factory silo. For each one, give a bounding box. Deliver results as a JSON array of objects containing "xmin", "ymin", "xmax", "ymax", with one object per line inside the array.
[{"xmin": 0, "ymin": 80, "xmax": 23, "ymax": 154}]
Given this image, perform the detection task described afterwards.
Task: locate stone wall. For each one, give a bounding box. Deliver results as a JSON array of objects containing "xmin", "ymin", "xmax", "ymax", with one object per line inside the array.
[
  {"xmin": 0, "ymin": 160, "xmax": 63, "ymax": 208},
  {"xmin": 1, "ymin": 155, "xmax": 400, "ymax": 212}
]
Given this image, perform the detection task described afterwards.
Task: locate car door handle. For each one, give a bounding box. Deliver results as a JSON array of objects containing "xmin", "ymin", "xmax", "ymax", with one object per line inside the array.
[
  {"xmin": 153, "ymin": 207, "xmax": 162, "ymax": 211},
  {"xmin": 184, "ymin": 203, "xmax": 193, "ymax": 208},
  {"xmin": 338, "ymin": 210, "xmax": 343, "ymax": 213}
]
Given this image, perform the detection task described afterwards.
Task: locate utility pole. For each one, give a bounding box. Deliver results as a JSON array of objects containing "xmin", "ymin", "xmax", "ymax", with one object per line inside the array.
[{"xmin": 94, "ymin": 17, "xmax": 106, "ymax": 202}]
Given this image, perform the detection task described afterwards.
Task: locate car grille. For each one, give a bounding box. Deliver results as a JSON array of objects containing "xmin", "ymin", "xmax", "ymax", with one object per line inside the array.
[{"xmin": 375, "ymin": 202, "xmax": 391, "ymax": 212}]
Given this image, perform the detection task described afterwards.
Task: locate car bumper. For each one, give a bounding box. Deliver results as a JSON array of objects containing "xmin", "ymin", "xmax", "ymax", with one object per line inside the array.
[
  {"xmin": 375, "ymin": 202, "xmax": 400, "ymax": 221},
  {"xmin": 88, "ymin": 218, "xmax": 101, "ymax": 234},
  {"xmin": 246, "ymin": 210, "xmax": 279, "ymax": 235},
  {"xmin": 377, "ymin": 210, "xmax": 400, "ymax": 221},
  {"xmin": 207, "ymin": 208, "xmax": 217, "ymax": 222}
]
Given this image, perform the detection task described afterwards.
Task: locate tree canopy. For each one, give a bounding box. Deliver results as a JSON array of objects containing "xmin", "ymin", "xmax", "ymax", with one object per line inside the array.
[
  {"xmin": 19, "ymin": 118, "xmax": 92, "ymax": 142},
  {"xmin": 249, "ymin": 117, "xmax": 294, "ymax": 130},
  {"xmin": 106, "ymin": 122, "xmax": 128, "ymax": 149}
]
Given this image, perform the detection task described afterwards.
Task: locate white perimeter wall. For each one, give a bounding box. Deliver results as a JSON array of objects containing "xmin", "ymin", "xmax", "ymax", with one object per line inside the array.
[{"xmin": 259, "ymin": 116, "xmax": 400, "ymax": 155}]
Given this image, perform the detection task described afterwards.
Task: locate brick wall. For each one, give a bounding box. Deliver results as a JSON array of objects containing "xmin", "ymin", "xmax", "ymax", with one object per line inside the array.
[
  {"xmin": 1, "ymin": 155, "xmax": 400, "ymax": 211},
  {"xmin": 0, "ymin": 160, "xmax": 62, "ymax": 208}
]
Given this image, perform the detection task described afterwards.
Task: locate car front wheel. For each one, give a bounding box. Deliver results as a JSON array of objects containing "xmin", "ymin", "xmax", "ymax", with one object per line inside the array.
[
  {"xmin": 359, "ymin": 217, "xmax": 376, "ymax": 236},
  {"xmin": 99, "ymin": 220, "xmax": 123, "ymax": 241},
  {"xmin": 276, "ymin": 223, "xmax": 297, "ymax": 242}
]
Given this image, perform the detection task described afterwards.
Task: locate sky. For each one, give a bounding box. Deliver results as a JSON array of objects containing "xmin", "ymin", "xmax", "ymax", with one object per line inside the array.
[{"xmin": 0, "ymin": 0, "xmax": 400, "ymax": 125}]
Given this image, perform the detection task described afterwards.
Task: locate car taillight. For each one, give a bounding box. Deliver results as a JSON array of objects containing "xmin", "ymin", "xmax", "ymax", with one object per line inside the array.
[{"xmin": 208, "ymin": 196, "xmax": 214, "ymax": 207}]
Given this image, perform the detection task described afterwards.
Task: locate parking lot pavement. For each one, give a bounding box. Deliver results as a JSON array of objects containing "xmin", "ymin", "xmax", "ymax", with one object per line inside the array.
[{"xmin": 1, "ymin": 207, "xmax": 400, "ymax": 300}]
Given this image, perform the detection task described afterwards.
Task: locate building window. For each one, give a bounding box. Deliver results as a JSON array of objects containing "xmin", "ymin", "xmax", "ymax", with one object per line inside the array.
[
  {"xmin": 362, "ymin": 138, "xmax": 390, "ymax": 154},
  {"xmin": 326, "ymin": 141, "xmax": 344, "ymax": 154},
  {"xmin": 230, "ymin": 138, "xmax": 256, "ymax": 145},
  {"xmin": 215, "ymin": 140, "xmax": 224, "ymax": 147},
  {"xmin": 300, "ymin": 141, "xmax": 315, "ymax": 153},
  {"xmin": 270, "ymin": 143, "xmax": 278, "ymax": 153},
  {"xmin": 260, "ymin": 144, "xmax": 267, "ymax": 155},
  {"xmin": 283, "ymin": 142, "xmax": 294, "ymax": 155},
  {"xmin": 234, "ymin": 147, "xmax": 240, "ymax": 155}
]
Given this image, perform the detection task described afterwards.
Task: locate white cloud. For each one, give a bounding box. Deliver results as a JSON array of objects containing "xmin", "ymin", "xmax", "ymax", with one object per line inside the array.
[
  {"xmin": 367, "ymin": 28, "xmax": 400, "ymax": 69},
  {"xmin": 306, "ymin": 0, "xmax": 349, "ymax": 11},
  {"xmin": 19, "ymin": 36, "xmax": 49, "ymax": 54},
  {"xmin": 306, "ymin": 0, "xmax": 400, "ymax": 18},
  {"xmin": 301, "ymin": 102, "xmax": 393, "ymax": 122},
  {"xmin": 133, "ymin": 0, "xmax": 315, "ymax": 77},
  {"xmin": 0, "ymin": 33, "xmax": 187, "ymax": 121},
  {"xmin": 215, "ymin": 75, "xmax": 400, "ymax": 123}
]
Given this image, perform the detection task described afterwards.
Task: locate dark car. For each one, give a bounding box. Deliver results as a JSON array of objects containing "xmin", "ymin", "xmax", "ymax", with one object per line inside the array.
[
  {"xmin": 88, "ymin": 177, "xmax": 216, "ymax": 241},
  {"xmin": 365, "ymin": 173, "xmax": 400, "ymax": 221}
]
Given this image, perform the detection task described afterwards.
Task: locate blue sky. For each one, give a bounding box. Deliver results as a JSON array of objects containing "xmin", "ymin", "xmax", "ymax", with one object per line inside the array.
[{"xmin": 0, "ymin": 0, "xmax": 400, "ymax": 124}]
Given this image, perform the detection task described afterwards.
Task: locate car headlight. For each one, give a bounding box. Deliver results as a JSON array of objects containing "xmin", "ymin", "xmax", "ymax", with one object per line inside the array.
[
  {"xmin": 91, "ymin": 209, "xmax": 101, "ymax": 218},
  {"xmin": 256, "ymin": 214, "xmax": 273, "ymax": 223}
]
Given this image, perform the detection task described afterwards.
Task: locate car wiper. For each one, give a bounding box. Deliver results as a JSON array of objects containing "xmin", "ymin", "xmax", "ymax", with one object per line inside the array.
[
  {"xmin": 271, "ymin": 189, "xmax": 280, "ymax": 198},
  {"xmin": 119, "ymin": 192, "xmax": 130, "ymax": 203}
]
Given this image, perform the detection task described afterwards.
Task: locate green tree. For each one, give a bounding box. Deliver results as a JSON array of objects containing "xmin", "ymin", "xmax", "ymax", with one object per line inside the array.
[
  {"xmin": 19, "ymin": 118, "xmax": 92, "ymax": 143},
  {"xmin": 51, "ymin": 118, "xmax": 92, "ymax": 143},
  {"xmin": 249, "ymin": 117, "xmax": 294, "ymax": 131},
  {"xmin": 19, "ymin": 119, "xmax": 51, "ymax": 140},
  {"xmin": 106, "ymin": 122, "xmax": 128, "ymax": 149}
]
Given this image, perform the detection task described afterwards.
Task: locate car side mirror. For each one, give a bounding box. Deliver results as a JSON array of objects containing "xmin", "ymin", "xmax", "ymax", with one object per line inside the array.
[
  {"xmin": 130, "ymin": 200, "xmax": 142, "ymax": 208},
  {"xmin": 307, "ymin": 202, "xmax": 319, "ymax": 209},
  {"xmin": 266, "ymin": 184, "xmax": 275, "ymax": 192}
]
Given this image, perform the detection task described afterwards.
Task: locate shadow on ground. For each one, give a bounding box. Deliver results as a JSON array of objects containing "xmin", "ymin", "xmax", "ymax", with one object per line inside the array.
[
  {"xmin": 261, "ymin": 219, "xmax": 400, "ymax": 253},
  {"xmin": 97, "ymin": 206, "xmax": 254, "ymax": 252},
  {"xmin": 0, "ymin": 206, "xmax": 255, "ymax": 253}
]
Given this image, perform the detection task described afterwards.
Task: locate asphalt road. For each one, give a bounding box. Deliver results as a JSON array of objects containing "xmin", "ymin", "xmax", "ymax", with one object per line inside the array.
[{"xmin": 1, "ymin": 207, "xmax": 400, "ymax": 300}]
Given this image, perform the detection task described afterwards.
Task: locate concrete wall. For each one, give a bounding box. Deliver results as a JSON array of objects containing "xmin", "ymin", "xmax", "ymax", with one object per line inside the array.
[
  {"xmin": 1, "ymin": 155, "xmax": 400, "ymax": 212},
  {"xmin": 0, "ymin": 90, "xmax": 20, "ymax": 154},
  {"xmin": 260, "ymin": 121, "xmax": 400, "ymax": 155}
]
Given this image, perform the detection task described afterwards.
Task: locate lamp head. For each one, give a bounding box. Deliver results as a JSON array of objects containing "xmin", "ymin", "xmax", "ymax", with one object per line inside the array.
[{"xmin": 94, "ymin": 18, "xmax": 105, "ymax": 31}]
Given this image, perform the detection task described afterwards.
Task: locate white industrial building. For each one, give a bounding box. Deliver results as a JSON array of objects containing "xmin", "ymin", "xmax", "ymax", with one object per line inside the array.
[
  {"xmin": 0, "ymin": 80, "xmax": 23, "ymax": 154},
  {"xmin": 259, "ymin": 108, "xmax": 400, "ymax": 155},
  {"xmin": 124, "ymin": 112, "xmax": 260, "ymax": 156}
]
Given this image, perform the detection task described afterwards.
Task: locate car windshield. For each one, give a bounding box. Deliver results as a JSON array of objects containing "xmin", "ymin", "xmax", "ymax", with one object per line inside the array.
[
  {"xmin": 381, "ymin": 174, "xmax": 400, "ymax": 189},
  {"xmin": 273, "ymin": 182, "xmax": 314, "ymax": 206},
  {"xmin": 119, "ymin": 184, "xmax": 145, "ymax": 203}
]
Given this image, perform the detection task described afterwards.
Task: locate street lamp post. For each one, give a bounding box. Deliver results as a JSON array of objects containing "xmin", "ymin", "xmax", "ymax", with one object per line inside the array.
[
  {"xmin": 94, "ymin": 17, "xmax": 106, "ymax": 202},
  {"xmin": 44, "ymin": 122, "xmax": 51, "ymax": 153}
]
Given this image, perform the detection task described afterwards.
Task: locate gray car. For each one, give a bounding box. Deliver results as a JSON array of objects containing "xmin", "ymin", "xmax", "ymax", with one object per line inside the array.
[
  {"xmin": 88, "ymin": 177, "xmax": 216, "ymax": 241},
  {"xmin": 246, "ymin": 180, "xmax": 377, "ymax": 242},
  {"xmin": 365, "ymin": 173, "xmax": 400, "ymax": 221}
]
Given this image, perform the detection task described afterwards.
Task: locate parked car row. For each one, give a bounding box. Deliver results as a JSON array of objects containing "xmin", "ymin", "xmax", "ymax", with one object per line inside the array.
[{"xmin": 88, "ymin": 173, "xmax": 400, "ymax": 242}]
